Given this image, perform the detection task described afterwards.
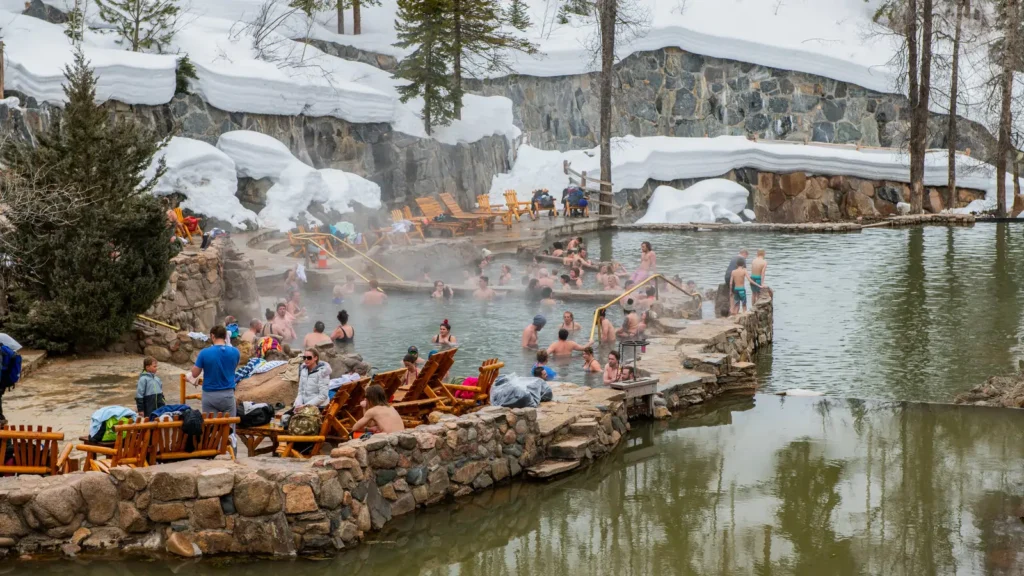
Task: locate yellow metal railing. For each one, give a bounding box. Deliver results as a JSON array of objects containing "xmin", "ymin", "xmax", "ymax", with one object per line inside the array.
[
  {"xmin": 588, "ymin": 274, "xmax": 702, "ymax": 341},
  {"xmin": 297, "ymin": 234, "xmax": 403, "ymax": 282}
]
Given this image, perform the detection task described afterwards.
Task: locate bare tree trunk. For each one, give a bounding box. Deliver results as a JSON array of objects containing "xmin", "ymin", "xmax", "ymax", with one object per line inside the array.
[
  {"xmin": 1014, "ymin": 152, "xmax": 1021, "ymax": 198},
  {"xmin": 907, "ymin": 0, "xmax": 921, "ymax": 206},
  {"xmin": 996, "ymin": 0, "xmax": 1017, "ymax": 217},
  {"xmin": 354, "ymin": 0, "xmax": 361, "ymax": 35},
  {"xmin": 452, "ymin": 0, "xmax": 462, "ymax": 119},
  {"xmin": 946, "ymin": 0, "xmax": 965, "ymax": 211},
  {"xmin": 597, "ymin": 0, "xmax": 616, "ymax": 216},
  {"xmin": 911, "ymin": 0, "xmax": 933, "ymax": 213},
  {"xmin": 337, "ymin": 0, "xmax": 345, "ymax": 34}
]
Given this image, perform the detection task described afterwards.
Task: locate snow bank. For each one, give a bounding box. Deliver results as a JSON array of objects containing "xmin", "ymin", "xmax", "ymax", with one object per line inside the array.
[
  {"xmin": 216, "ymin": 130, "xmax": 381, "ymax": 231},
  {"xmin": 0, "ymin": 10, "xmax": 175, "ymax": 105},
  {"xmin": 490, "ymin": 136, "xmax": 1024, "ymax": 217},
  {"xmin": 637, "ymin": 180, "xmax": 749, "ymax": 224},
  {"xmin": 147, "ymin": 137, "xmax": 257, "ymax": 228}
]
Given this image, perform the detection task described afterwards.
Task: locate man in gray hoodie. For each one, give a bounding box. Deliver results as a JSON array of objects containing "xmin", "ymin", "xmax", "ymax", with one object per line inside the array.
[{"xmin": 136, "ymin": 356, "xmax": 166, "ymax": 418}]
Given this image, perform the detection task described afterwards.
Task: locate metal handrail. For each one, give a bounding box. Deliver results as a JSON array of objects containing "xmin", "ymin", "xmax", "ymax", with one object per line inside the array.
[
  {"xmin": 296, "ymin": 233, "xmax": 403, "ymax": 281},
  {"xmin": 588, "ymin": 274, "xmax": 703, "ymax": 342}
]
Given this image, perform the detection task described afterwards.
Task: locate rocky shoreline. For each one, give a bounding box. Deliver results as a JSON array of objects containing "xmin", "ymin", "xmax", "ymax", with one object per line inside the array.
[{"xmin": 954, "ymin": 372, "xmax": 1024, "ymax": 408}]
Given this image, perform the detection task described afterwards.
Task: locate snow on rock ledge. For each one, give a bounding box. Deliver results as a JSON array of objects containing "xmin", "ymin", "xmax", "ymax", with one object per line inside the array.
[
  {"xmin": 637, "ymin": 180, "xmax": 748, "ymax": 225},
  {"xmin": 146, "ymin": 137, "xmax": 257, "ymax": 228},
  {"xmin": 216, "ymin": 130, "xmax": 381, "ymax": 231}
]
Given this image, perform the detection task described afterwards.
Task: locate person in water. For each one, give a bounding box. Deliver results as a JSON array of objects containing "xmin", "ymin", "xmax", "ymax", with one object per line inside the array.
[
  {"xmin": 362, "ymin": 279, "xmax": 388, "ymax": 306},
  {"xmin": 616, "ymin": 298, "xmax": 640, "ymax": 339},
  {"xmin": 522, "ymin": 315, "xmax": 546, "ymax": 349},
  {"xmin": 332, "ymin": 283, "xmax": 345, "ymax": 304},
  {"xmin": 474, "ymin": 276, "xmax": 498, "ymax": 301},
  {"xmin": 534, "ymin": 350, "xmax": 557, "ymax": 380},
  {"xmin": 432, "ymin": 319, "xmax": 457, "ymax": 345},
  {"xmin": 603, "ymin": 351, "xmax": 623, "ymax": 385},
  {"xmin": 498, "ymin": 264, "xmax": 513, "ymax": 286},
  {"xmin": 547, "ymin": 328, "xmax": 592, "ymax": 357},
  {"xmin": 581, "ymin": 347, "xmax": 602, "ymax": 373},
  {"xmin": 431, "ymin": 280, "xmax": 455, "ymax": 300},
  {"xmin": 402, "ymin": 353, "xmax": 419, "ymax": 387},
  {"xmin": 539, "ymin": 286, "xmax": 557, "ymax": 308},
  {"xmin": 330, "ymin": 310, "xmax": 355, "ymax": 346},
  {"xmin": 595, "ymin": 308, "xmax": 616, "ymax": 343},
  {"xmin": 631, "ymin": 241, "xmax": 656, "ymax": 283},
  {"xmin": 267, "ymin": 304, "xmax": 296, "ymax": 342},
  {"xmin": 352, "ymin": 384, "xmax": 404, "ymax": 434},
  {"xmin": 303, "ymin": 321, "xmax": 333, "ymax": 348},
  {"xmin": 561, "ymin": 311, "xmax": 581, "ymax": 332},
  {"xmin": 750, "ymin": 249, "xmax": 768, "ymax": 304}
]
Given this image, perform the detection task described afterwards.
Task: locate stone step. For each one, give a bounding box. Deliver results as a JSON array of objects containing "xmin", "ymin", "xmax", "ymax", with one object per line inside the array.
[
  {"xmin": 568, "ymin": 420, "xmax": 600, "ymax": 437},
  {"xmin": 547, "ymin": 436, "xmax": 594, "ymax": 460},
  {"xmin": 526, "ymin": 459, "xmax": 581, "ymax": 479},
  {"xmin": 18, "ymin": 349, "xmax": 47, "ymax": 378}
]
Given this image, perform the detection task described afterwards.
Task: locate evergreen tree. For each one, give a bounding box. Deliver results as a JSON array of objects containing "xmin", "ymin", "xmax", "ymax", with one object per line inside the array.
[
  {"xmin": 449, "ymin": 0, "xmax": 537, "ymax": 117},
  {"xmin": 393, "ymin": 0, "xmax": 456, "ymax": 134},
  {"xmin": 1, "ymin": 50, "xmax": 177, "ymax": 352},
  {"xmin": 64, "ymin": 0, "xmax": 86, "ymax": 44},
  {"xmin": 557, "ymin": 5, "xmax": 569, "ymax": 23},
  {"xmin": 507, "ymin": 0, "xmax": 530, "ymax": 31},
  {"xmin": 95, "ymin": 0, "xmax": 180, "ymax": 52},
  {"xmin": 175, "ymin": 54, "xmax": 197, "ymax": 94}
]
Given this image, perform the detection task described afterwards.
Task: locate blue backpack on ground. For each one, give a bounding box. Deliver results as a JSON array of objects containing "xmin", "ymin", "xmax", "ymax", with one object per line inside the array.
[{"xmin": 0, "ymin": 345, "xmax": 21, "ymax": 390}]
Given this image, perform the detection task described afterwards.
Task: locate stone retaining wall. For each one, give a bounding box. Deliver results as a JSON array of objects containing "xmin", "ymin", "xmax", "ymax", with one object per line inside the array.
[
  {"xmin": 0, "ymin": 397, "xmax": 628, "ymax": 559},
  {"xmin": 619, "ymin": 168, "xmax": 985, "ymax": 224}
]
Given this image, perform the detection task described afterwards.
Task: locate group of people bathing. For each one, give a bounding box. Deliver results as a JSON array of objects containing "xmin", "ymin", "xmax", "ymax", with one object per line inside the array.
[
  {"xmin": 520, "ymin": 309, "xmax": 643, "ymax": 386},
  {"xmin": 725, "ymin": 248, "xmax": 769, "ymax": 315}
]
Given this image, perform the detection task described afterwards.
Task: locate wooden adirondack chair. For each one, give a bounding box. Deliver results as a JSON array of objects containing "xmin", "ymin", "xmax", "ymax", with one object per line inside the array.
[
  {"xmin": 150, "ymin": 412, "xmax": 240, "ymax": 464},
  {"xmin": 371, "ymin": 367, "xmax": 409, "ymax": 403},
  {"xmin": 0, "ymin": 426, "xmax": 73, "ymax": 476},
  {"xmin": 393, "ymin": 355, "xmax": 454, "ymax": 427},
  {"xmin": 174, "ymin": 207, "xmax": 204, "ymax": 243},
  {"xmin": 414, "ymin": 197, "xmax": 473, "ymax": 236},
  {"xmin": 504, "ymin": 190, "xmax": 536, "ymax": 221},
  {"xmin": 441, "ymin": 359, "xmax": 505, "ymax": 415},
  {"xmin": 77, "ymin": 421, "xmax": 158, "ymax": 472},
  {"xmin": 478, "ymin": 195, "xmax": 514, "ymax": 229},
  {"xmin": 323, "ymin": 378, "xmax": 370, "ymax": 442},
  {"xmin": 439, "ymin": 192, "xmax": 496, "ymax": 230}
]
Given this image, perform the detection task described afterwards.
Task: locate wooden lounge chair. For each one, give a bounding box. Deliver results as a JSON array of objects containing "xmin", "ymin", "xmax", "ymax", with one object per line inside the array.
[
  {"xmin": 414, "ymin": 197, "xmax": 474, "ymax": 236},
  {"xmin": 439, "ymin": 192, "xmax": 496, "ymax": 230},
  {"xmin": 174, "ymin": 207, "xmax": 203, "ymax": 244},
  {"xmin": 504, "ymin": 190, "xmax": 536, "ymax": 222},
  {"xmin": 150, "ymin": 412, "xmax": 240, "ymax": 464},
  {"xmin": 77, "ymin": 421, "xmax": 158, "ymax": 472},
  {"xmin": 274, "ymin": 431, "xmax": 327, "ymax": 459},
  {"xmin": 0, "ymin": 425, "xmax": 73, "ymax": 476},
  {"xmin": 442, "ymin": 359, "xmax": 505, "ymax": 415},
  {"xmin": 477, "ymin": 194, "xmax": 514, "ymax": 229},
  {"xmin": 392, "ymin": 362, "xmax": 444, "ymax": 427},
  {"xmin": 371, "ymin": 367, "xmax": 409, "ymax": 402},
  {"xmin": 323, "ymin": 378, "xmax": 369, "ymax": 442}
]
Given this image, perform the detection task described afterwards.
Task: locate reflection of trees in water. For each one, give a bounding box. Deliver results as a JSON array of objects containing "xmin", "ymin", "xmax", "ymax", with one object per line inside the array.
[{"xmin": 972, "ymin": 490, "xmax": 1024, "ymax": 575}]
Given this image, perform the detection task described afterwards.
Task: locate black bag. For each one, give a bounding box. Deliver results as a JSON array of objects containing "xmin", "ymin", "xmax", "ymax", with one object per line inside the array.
[
  {"xmin": 182, "ymin": 410, "xmax": 204, "ymax": 452},
  {"xmin": 238, "ymin": 402, "xmax": 274, "ymax": 427}
]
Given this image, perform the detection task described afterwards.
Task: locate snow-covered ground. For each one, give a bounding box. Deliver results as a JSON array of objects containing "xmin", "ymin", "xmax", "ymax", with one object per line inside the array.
[
  {"xmin": 489, "ymin": 136, "xmax": 1024, "ymax": 222},
  {"xmin": 146, "ymin": 137, "xmax": 258, "ymax": 228},
  {"xmin": 637, "ymin": 180, "xmax": 749, "ymax": 225},
  {"xmin": 216, "ymin": 130, "xmax": 382, "ymax": 231}
]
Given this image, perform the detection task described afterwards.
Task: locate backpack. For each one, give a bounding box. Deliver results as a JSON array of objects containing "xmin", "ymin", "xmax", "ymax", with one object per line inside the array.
[
  {"xmin": 0, "ymin": 345, "xmax": 21, "ymax": 390},
  {"xmin": 238, "ymin": 402, "xmax": 274, "ymax": 427},
  {"xmin": 101, "ymin": 416, "xmax": 134, "ymax": 443},
  {"xmin": 287, "ymin": 405, "xmax": 322, "ymax": 436},
  {"xmin": 181, "ymin": 409, "xmax": 204, "ymax": 453}
]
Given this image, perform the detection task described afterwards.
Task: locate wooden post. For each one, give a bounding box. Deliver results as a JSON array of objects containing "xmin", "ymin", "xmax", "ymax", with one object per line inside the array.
[
  {"xmin": 580, "ymin": 171, "xmax": 587, "ymax": 190},
  {"xmin": 1, "ymin": 41, "xmax": 5, "ymax": 100}
]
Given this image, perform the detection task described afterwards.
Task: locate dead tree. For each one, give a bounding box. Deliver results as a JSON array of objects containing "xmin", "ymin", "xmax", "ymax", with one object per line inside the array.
[
  {"xmin": 945, "ymin": 0, "xmax": 966, "ymax": 210},
  {"xmin": 995, "ymin": 0, "xmax": 1020, "ymax": 217}
]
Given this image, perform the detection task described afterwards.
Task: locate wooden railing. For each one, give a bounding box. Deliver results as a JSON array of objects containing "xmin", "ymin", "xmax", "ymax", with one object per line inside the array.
[{"xmin": 562, "ymin": 160, "xmax": 624, "ymax": 212}]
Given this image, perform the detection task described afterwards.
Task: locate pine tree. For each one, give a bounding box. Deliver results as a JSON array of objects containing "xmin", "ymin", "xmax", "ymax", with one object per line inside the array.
[
  {"xmin": 1, "ymin": 50, "xmax": 177, "ymax": 352},
  {"xmin": 557, "ymin": 5, "xmax": 569, "ymax": 23},
  {"xmin": 95, "ymin": 0, "xmax": 180, "ymax": 52},
  {"xmin": 175, "ymin": 54, "xmax": 197, "ymax": 94},
  {"xmin": 393, "ymin": 0, "xmax": 456, "ymax": 134},
  {"xmin": 507, "ymin": 0, "xmax": 531, "ymax": 31},
  {"xmin": 449, "ymin": 0, "xmax": 537, "ymax": 117},
  {"xmin": 64, "ymin": 0, "xmax": 86, "ymax": 44}
]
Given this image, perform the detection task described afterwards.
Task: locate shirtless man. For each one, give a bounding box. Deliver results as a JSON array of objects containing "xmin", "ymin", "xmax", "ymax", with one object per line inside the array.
[
  {"xmin": 240, "ymin": 319, "xmax": 262, "ymax": 345},
  {"xmin": 352, "ymin": 384, "xmax": 404, "ymax": 434},
  {"xmin": 547, "ymin": 328, "xmax": 592, "ymax": 356},
  {"xmin": 729, "ymin": 257, "xmax": 758, "ymax": 315},
  {"xmin": 522, "ymin": 315, "xmax": 546, "ymax": 349},
  {"xmin": 595, "ymin": 309, "xmax": 616, "ymax": 343},
  {"xmin": 750, "ymin": 249, "xmax": 768, "ymax": 304},
  {"xmin": 361, "ymin": 279, "xmax": 388, "ymax": 306},
  {"xmin": 616, "ymin": 299, "xmax": 640, "ymax": 339},
  {"xmin": 539, "ymin": 287, "xmax": 558, "ymax": 308},
  {"xmin": 473, "ymin": 276, "xmax": 498, "ymax": 301},
  {"xmin": 302, "ymin": 321, "xmax": 333, "ymax": 348},
  {"xmin": 603, "ymin": 351, "xmax": 623, "ymax": 385},
  {"xmin": 537, "ymin": 269, "xmax": 556, "ymax": 289}
]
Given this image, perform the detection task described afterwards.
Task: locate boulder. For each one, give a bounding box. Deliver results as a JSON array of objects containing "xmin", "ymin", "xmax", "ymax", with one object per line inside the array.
[
  {"xmin": 192, "ymin": 498, "xmax": 226, "ymax": 529},
  {"xmin": 26, "ymin": 484, "xmax": 83, "ymax": 528},
  {"xmin": 166, "ymin": 532, "xmax": 200, "ymax": 558},
  {"xmin": 780, "ymin": 172, "xmax": 807, "ymax": 197},
  {"xmin": 144, "ymin": 346, "xmax": 172, "ymax": 363},
  {"xmin": 149, "ymin": 471, "xmax": 197, "ymax": 501},
  {"xmin": 283, "ymin": 484, "xmax": 318, "ymax": 514},
  {"xmin": 80, "ymin": 473, "xmax": 118, "ymax": 525},
  {"xmin": 390, "ymin": 493, "xmax": 416, "ymax": 517},
  {"xmin": 234, "ymin": 475, "xmax": 283, "ymax": 517},
  {"xmin": 118, "ymin": 502, "xmax": 148, "ymax": 533},
  {"xmin": 147, "ymin": 502, "xmax": 189, "ymax": 523},
  {"xmin": 452, "ymin": 461, "xmax": 489, "ymax": 485},
  {"xmin": 234, "ymin": 514, "xmax": 294, "ymax": 556},
  {"xmin": 197, "ymin": 468, "xmax": 235, "ymax": 498}
]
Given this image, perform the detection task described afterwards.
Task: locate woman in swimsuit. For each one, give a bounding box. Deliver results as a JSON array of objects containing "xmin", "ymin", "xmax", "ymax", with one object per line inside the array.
[
  {"xmin": 498, "ymin": 265, "xmax": 513, "ymax": 286},
  {"xmin": 561, "ymin": 311, "xmax": 582, "ymax": 333},
  {"xmin": 431, "ymin": 319, "xmax": 458, "ymax": 345},
  {"xmin": 431, "ymin": 281, "xmax": 446, "ymax": 299},
  {"xmin": 330, "ymin": 310, "xmax": 355, "ymax": 346},
  {"xmin": 582, "ymin": 347, "xmax": 602, "ymax": 373},
  {"xmin": 631, "ymin": 241, "xmax": 656, "ymax": 283}
]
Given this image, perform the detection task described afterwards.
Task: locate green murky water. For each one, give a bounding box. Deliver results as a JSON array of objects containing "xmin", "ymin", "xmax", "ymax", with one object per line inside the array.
[{"xmin": 16, "ymin": 396, "xmax": 1024, "ymax": 575}]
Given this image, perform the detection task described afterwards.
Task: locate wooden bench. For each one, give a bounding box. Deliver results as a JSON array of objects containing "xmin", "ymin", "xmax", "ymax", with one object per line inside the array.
[
  {"xmin": 77, "ymin": 421, "xmax": 158, "ymax": 472},
  {"xmin": 439, "ymin": 192, "xmax": 496, "ymax": 230},
  {"xmin": 441, "ymin": 359, "xmax": 505, "ymax": 415},
  {"xmin": 150, "ymin": 412, "xmax": 240, "ymax": 464},
  {"xmin": 0, "ymin": 425, "xmax": 73, "ymax": 476}
]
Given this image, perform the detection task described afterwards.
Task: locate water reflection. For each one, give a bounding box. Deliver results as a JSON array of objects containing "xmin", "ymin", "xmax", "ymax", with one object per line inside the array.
[{"xmin": 18, "ymin": 396, "xmax": 1024, "ymax": 576}]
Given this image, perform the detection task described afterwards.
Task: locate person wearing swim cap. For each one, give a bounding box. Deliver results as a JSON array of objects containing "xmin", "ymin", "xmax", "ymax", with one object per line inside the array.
[{"xmin": 522, "ymin": 314, "xmax": 547, "ymax": 349}]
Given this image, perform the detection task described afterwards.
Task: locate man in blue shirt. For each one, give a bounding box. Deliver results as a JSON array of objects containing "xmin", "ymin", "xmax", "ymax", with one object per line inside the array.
[{"xmin": 190, "ymin": 325, "xmax": 241, "ymax": 419}]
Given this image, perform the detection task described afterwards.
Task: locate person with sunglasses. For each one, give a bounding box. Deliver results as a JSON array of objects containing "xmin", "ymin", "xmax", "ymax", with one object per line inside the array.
[{"xmin": 293, "ymin": 348, "xmax": 332, "ymax": 410}]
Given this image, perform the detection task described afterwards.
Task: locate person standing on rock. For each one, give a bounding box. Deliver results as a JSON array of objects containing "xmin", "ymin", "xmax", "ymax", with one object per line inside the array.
[
  {"xmin": 750, "ymin": 249, "xmax": 768, "ymax": 304},
  {"xmin": 724, "ymin": 248, "xmax": 750, "ymax": 285},
  {"xmin": 190, "ymin": 325, "xmax": 241, "ymax": 423}
]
